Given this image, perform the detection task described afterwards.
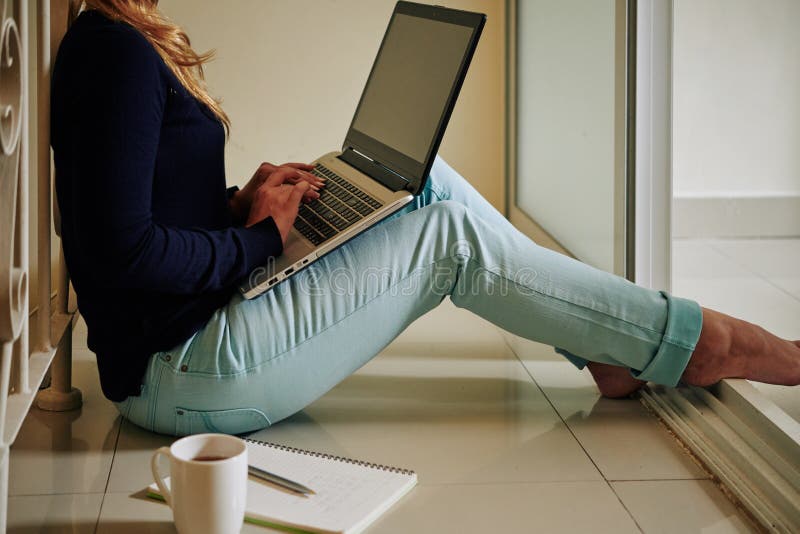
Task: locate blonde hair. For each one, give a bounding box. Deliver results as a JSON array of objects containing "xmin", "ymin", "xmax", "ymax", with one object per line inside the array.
[{"xmin": 71, "ymin": 0, "xmax": 230, "ymax": 134}]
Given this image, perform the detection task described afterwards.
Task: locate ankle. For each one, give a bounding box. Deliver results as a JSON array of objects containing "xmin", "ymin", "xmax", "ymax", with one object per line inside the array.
[
  {"xmin": 698, "ymin": 309, "xmax": 733, "ymax": 355},
  {"xmin": 683, "ymin": 309, "xmax": 752, "ymax": 385}
]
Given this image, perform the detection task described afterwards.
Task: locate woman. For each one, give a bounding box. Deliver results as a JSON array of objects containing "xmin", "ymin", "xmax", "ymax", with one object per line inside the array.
[{"xmin": 53, "ymin": 0, "xmax": 799, "ymax": 436}]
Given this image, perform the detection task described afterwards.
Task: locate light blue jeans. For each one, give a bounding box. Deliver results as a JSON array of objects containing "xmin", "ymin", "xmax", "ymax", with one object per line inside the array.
[{"xmin": 115, "ymin": 157, "xmax": 703, "ymax": 436}]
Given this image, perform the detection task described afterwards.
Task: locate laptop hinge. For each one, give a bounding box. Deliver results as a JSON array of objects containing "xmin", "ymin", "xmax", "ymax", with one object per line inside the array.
[{"xmin": 338, "ymin": 148, "xmax": 411, "ymax": 192}]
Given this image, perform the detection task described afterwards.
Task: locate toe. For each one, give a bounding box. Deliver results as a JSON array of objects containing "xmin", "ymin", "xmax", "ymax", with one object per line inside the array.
[{"xmin": 587, "ymin": 362, "xmax": 646, "ymax": 398}]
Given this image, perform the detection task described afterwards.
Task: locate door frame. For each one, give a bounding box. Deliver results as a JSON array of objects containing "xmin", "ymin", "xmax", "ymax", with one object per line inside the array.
[{"xmin": 633, "ymin": 0, "xmax": 672, "ymax": 291}]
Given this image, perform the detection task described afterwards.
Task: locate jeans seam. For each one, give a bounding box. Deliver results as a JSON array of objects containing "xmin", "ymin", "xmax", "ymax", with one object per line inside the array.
[
  {"xmin": 458, "ymin": 260, "xmax": 667, "ymax": 344},
  {"xmin": 146, "ymin": 361, "xmax": 166, "ymax": 429},
  {"xmin": 465, "ymin": 259, "xmax": 666, "ymax": 337},
  {"xmin": 661, "ymin": 336, "xmax": 696, "ymax": 351}
]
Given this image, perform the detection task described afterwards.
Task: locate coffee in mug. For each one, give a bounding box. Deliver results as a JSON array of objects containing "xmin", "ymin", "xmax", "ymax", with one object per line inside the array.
[
  {"xmin": 151, "ymin": 433, "xmax": 247, "ymax": 534},
  {"xmin": 193, "ymin": 455, "xmax": 230, "ymax": 462}
]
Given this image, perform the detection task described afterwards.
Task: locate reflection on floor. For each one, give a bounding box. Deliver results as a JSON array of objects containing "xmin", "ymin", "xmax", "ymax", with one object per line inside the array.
[
  {"xmin": 673, "ymin": 238, "xmax": 800, "ymax": 421},
  {"xmin": 9, "ymin": 294, "xmax": 758, "ymax": 532}
]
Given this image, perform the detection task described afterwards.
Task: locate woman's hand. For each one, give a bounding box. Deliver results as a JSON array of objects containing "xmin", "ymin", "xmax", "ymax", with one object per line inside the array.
[
  {"xmin": 230, "ymin": 162, "xmax": 324, "ymax": 223},
  {"xmin": 245, "ymin": 166, "xmax": 321, "ymax": 245}
]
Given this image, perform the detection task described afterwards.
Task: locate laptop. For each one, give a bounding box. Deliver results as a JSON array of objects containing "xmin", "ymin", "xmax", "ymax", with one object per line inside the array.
[{"xmin": 240, "ymin": 1, "xmax": 485, "ymax": 299}]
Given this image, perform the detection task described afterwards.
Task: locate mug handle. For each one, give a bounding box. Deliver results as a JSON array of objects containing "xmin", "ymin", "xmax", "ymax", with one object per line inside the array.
[{"xmin": 151, "ymin": 446, "xmax": 173, "ymax": 507}]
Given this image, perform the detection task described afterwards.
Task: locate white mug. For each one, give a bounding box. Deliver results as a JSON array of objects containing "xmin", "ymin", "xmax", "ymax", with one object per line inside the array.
[{"xmin": 151, "ymin": 433, "xmax": 248, "ymax": 534}]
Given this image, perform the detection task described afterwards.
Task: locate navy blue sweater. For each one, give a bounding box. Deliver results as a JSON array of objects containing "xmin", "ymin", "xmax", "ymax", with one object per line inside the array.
[{"xmin": 52, "ymin": 10, "xmax": 283, "ymax": 401}]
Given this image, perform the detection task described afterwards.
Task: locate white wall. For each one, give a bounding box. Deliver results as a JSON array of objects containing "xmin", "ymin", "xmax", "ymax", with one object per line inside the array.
[
  {"xmin": 673, "ymin": 0, "xmax": 800, "ymax": 197},
  {"xmin": 158, "ymin": 0, "xmax": 506, "ymax": 210}
]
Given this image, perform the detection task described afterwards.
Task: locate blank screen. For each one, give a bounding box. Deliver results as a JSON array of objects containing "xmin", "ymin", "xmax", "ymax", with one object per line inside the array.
[{"xmin": 351, "ymin": 14, "xmax": 473, "ymax": 164}]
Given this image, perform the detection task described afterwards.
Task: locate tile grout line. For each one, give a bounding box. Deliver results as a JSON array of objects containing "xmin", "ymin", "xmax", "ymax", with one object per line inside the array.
[
  {"xmin": 609, "ymin": 478, "xmax": 715, "ymax": 484},
  {"xmin": 393, "ymin": 477, "xmax": 711, "ymax": 488},
  {"xmin": 9, "ymin": 491, "xmax": 108, "ymax": 497},
  {"xmin": 603, "ymin": 482, "xmax": 646, "ymax": 534},
  {"xmin": 93, "ymin": 406, "xmax": 125, "ymax": 534},
  {"xmin": 705, "ymin": 240, "xmax": 800, "ymax": 304},
  {"xmin": 69, "ymin": 322, "xmax": 123, "ymax": 534},
  {"xmin": 498, "ymin": 330, "xmax": 645, "ymax": 534}
]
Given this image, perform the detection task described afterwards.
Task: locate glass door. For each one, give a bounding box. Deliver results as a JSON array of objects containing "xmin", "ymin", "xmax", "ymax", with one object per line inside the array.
[
  {"xmin": 670, "ymin": 0, "xmax": 800, "ymax": 423},
  {"xmin": 508, "ymin": 0, "xmax": 632, "ymax": 277}
]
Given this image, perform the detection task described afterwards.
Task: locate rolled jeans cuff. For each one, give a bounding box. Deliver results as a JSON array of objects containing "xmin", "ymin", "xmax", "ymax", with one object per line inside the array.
[
  {"xmin": 631, "ymin": 292, "xmax": 703, "ymax": 386},
  {"xmin": 555, "ymin": 291, "xmax": 704, "ymax": 387}
]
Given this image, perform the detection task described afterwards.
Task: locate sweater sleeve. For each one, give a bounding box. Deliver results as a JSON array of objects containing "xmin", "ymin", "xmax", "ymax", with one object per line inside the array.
[{"xmin": 64, "ymin": 26, "xmax": 282, "ymax": 294}]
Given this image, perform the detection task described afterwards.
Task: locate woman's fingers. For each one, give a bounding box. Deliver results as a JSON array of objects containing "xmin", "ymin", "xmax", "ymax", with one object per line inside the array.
[
  {"xmin": 274, "ymin": 182, "xmax": 296, "ymax": 204},
  {"xmin": 282, "ymin": 166, "xmax": 321, "ymax": 184},
  {"xmin": 261, "ymin": 163, "xmax": 323, "ymax": 189},
  {"xmin": 270, "ymin": 182, "xmax": 311, "ymax": 243},
  {"xmin": 281, "ymin": 163, "xmax": 325, "ymax": 185},
  {"xmin": 285, "ymin": 170, "xmax": 325, "ymax": 188},
  {"xmin": 275, "ymin": 181, "xmax": 313, "ymax": 204},
  {"xmin": 265, "ymin": 167, "xmax": 304, "ymax": 187},
  {"xmin": 282, "ymin": 162, "xmax": 316, "ymax": 171},
  {"xmin": 257, "ymin": 161, "xmax": 278, "ymax": 176},
  {"xmin": 247, "ymin": 179, "xmax": 315, "ymax": 231},
  {"xmin": 273, "ymin": 182, "xmax": 308, "ymax": 209},
  {"xmin": 288, "ymin": 181, "xmax": 311, "ymax": 207},
  {"xmin": 278, "ymin": 167, "xmax": 325, "ymax": 189},
  {"xmin": 286, "ymin": 176, "xmax": 321, "ymax": 190},
  {"xmin": 302, "ymin": 188, "xmax": 321, "ymax": 202}
]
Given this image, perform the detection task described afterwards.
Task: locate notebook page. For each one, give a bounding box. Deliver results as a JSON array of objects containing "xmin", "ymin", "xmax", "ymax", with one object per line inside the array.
[
  {"xmin": 147, "ymin": 441, "xmax": 417, "ymax": 534},
  {"xmin": 244, "ymin": 441, "xmax": 417, "ymax": 534}
]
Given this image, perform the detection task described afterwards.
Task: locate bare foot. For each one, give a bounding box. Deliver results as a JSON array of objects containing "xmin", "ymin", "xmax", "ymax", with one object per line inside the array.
[
  {"xmin": 587, "ymin": 361, "xmax": 646, "ymax": 398},
  {"xmin": 682, "ymin": 308, "xmax": 800, "ymax": 387}
]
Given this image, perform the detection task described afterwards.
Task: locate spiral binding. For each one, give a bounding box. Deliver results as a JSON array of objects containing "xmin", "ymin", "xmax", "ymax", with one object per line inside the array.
[{"xmin": 243, "ymin": 438, "xmax": 416, "ymax": 476}]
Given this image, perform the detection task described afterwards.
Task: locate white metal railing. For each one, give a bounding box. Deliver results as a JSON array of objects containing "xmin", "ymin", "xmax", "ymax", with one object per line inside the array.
[{"xmin": 0, "ymin": 1, "xmax": 81, "ymax": 531}]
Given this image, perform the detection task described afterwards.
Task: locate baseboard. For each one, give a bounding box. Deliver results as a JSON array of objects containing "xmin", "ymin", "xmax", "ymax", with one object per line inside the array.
[
  {"xmin": 640, "ymin": 380, "xmax": 800, "ymax": 533},
  {"xmin": 673, "ymin": 194, "xmax": 800, "ymax": 238}
]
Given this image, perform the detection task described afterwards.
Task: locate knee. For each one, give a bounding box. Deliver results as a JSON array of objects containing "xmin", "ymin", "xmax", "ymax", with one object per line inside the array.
[
  {"xmin": 427, "ymin": 199, "xmax": 469, "ymax": 224},
  {"xmin": 425, "ymin": 201, "xmax": 479, "ymax": 248}
]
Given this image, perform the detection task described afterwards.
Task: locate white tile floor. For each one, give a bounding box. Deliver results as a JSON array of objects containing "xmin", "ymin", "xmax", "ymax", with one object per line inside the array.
[{"xmin": 10, "ymin": 244, "xmax": 779, "ymax": 532}]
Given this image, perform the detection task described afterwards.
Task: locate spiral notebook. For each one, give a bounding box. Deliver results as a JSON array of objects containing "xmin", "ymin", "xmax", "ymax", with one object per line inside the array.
[{"xmin": 146, "ymin": 438, "xmax": 417, "ymax": 534}]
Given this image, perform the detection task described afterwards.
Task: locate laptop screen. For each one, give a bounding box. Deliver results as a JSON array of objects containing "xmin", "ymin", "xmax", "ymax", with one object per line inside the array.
[
  {"xmin": 344, "ymin": 2, "xmax": 484, "ymax": 193},
  {"xmin": 351, "ymin": 14, "xmax": 473, "ymax": 164}
]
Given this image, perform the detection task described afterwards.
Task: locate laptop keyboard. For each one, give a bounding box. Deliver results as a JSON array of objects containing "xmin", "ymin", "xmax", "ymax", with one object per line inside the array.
[{"xmin": 293, "ymin": 164, "xmax": 383, "ymax": 245}]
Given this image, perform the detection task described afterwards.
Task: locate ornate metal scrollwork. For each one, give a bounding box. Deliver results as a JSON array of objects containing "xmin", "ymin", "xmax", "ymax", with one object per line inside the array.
[
  {"xmin": 0, "ymin": 0, "xmax": 25, "ymax": 344},
  {"xmin": 0, "ymin": 15, "xmax": 21, "ymax": 157}
]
